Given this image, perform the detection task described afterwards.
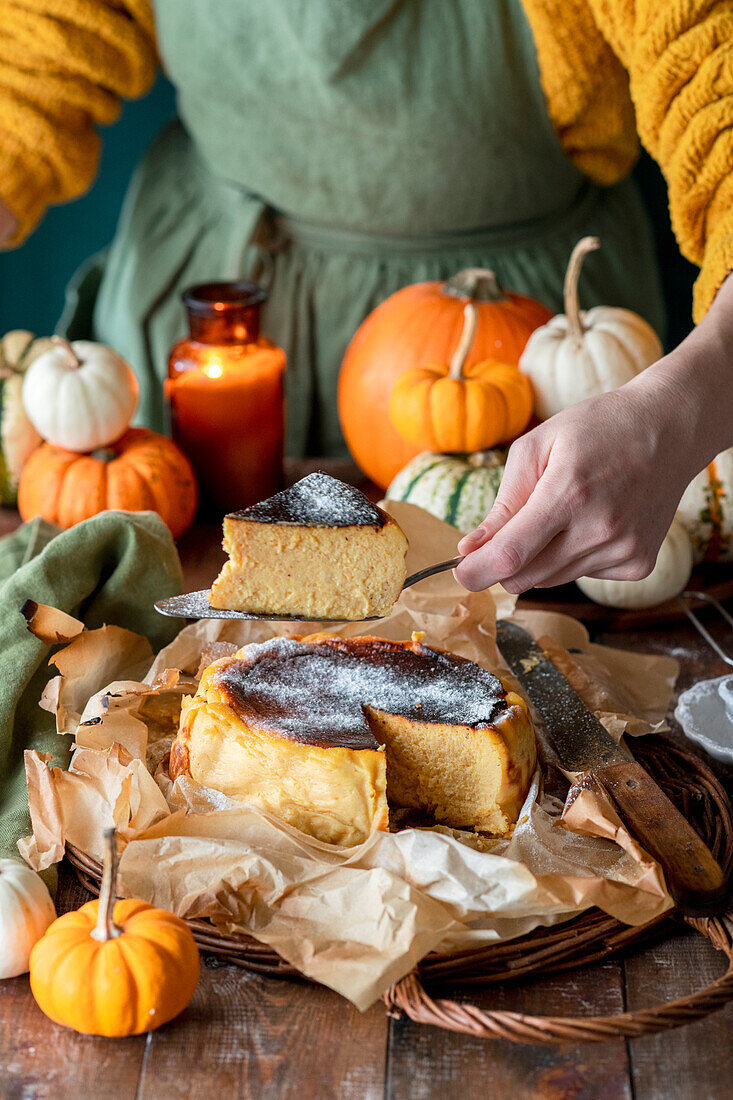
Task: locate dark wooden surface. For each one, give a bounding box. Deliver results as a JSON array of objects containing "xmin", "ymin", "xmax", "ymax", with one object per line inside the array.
[{"xmin": 1, "ymin": 494, "xmax": 733, "ymax": 1100}]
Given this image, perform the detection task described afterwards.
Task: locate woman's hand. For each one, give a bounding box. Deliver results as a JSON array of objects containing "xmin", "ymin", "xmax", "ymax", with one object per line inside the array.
[
  {"xmin": 455, "ymin": 385, "xmax": 691, "ymax": 592},
  {"xmin": 455, "ymin": 273, "xmax": 733, "ymax": 595}
]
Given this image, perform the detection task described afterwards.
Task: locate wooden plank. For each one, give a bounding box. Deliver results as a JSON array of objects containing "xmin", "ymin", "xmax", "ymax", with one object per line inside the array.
[
  {"xmin": 625, "ymin": 926, "xmax": 733, "ymax": 1100},
  {"xmin": 386, "ymin": 961, "xmax": 632, "ymax": 1100},
  {"xmin": 518, "ymin": 564, "xmax": 733, "ymax": 630},
  {"xmin": 137, "ymin": 964, "xmax": 388, "ymax": 1100}
]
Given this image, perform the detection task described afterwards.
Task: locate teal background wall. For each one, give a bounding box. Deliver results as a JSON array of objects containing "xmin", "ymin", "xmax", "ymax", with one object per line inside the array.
[
  {"xmin": 0, "ymin": 75, "xmax": 175, "ymax": 337},
  {"xmin": 0, "ymin": 72, "xmax": 696, "ymax": 350}
]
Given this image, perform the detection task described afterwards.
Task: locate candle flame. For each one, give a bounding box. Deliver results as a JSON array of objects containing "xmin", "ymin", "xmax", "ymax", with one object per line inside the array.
[{"xmin": 204, "ymin": 357, "xmax": 224, "ymax": 379}]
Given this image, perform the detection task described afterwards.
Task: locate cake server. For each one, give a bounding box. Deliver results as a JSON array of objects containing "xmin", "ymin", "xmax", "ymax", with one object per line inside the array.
[
  {"xmin": 154, "ymin": 555, "xmax": 465, "ymax": 622},
  {"xmin": 496, "ymin": 618, "xmax": 729, "ymax": 917}
]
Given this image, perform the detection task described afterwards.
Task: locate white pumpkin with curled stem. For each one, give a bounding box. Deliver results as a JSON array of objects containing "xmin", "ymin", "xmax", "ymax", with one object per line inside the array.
[
  {"xmin": 22, "ymin": 337, "xmax": 139, "ymax": 452},
  {"xmin": 0, "ymin": 860, "xmax": 56, "ymax": 979},
  {"xmin": 519, "ymin": 237, "xmax": 663, "ymax": 420},
  {"xmin": 576, "ymin": 516, "xmax": 693, "ymax": 610}
]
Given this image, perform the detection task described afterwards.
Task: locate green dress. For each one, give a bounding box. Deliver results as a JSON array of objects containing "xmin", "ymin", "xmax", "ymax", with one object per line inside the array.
[{"xmin": 62, "ymin": 0, "xmax": 664, "ymax": 458}]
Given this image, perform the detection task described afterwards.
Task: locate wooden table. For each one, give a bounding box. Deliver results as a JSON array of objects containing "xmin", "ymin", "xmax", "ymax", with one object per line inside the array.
[{"xmin": 2, "ymin": 494, "xmax": 733, "ymax": 1100}]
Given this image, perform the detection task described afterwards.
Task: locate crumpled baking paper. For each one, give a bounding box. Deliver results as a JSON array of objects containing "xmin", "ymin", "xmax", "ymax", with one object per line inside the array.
[{"xmin": 19, "ymin": 502, "xmax": 679, "ymax": 1010}]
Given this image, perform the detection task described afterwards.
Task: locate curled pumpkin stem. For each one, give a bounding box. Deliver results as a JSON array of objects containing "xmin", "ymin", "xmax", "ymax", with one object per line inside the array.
[
  {"xmin": 448, "ymin": 303, "xmax": 478, "ymax": 380},
  {"xmin": 50, "ymin": 335, "xmax": 82, "ymax": 370},
  {"xmin": 92, "ymin": 828, "xmax": 123, "ymax": 942},
  {"xmin": 564, "ymin": 236, "xmax": 600, "ymax": 344}
]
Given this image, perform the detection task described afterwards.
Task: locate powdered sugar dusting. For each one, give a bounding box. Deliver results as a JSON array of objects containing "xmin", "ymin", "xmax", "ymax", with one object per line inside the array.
[
  {"xmin": 228, "ymin": 472, "xmax": 381, "ymax": 527},
  {"xmin": 215, "ymin": 636, "xmax": 507, "ymax": 750}
]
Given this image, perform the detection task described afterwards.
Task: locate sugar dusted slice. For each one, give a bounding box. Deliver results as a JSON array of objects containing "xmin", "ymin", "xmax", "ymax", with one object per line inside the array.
[{"xmin": 209, "ymin": 473, "xmax": 408, "ymax": 619}]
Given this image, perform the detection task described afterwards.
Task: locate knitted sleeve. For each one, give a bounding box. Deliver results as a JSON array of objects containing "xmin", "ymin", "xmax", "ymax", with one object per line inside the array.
[
  {"xmin": 586, "ymin": 0, "xmax": 733, "ymax": 322},
  {"xmin": 0, "ymin": 0, "xmax": 157, "ymax": 246},
  {"xmin": 520, "ymin": 0, "xmax": 640, "ymax": 186}
]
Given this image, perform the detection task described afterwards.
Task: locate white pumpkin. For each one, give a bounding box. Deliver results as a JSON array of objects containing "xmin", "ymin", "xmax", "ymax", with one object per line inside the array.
[
  {"xmin": 576, "ymin": 517, "xmax": 693, "ymax": 610},
  {"xmin": 386, "ymin": 450, "xmax": 505, "ymax": 532},
  {"xmin": 22, "ymin": 337, "xmax": 139, "ymax": 452},
  {"xmin": 677, "ymin": 448, "xmax": 733, "ymax": 563},
  {"xmin": 519, "ymin": 237, "xmax": 663, "ymax": 420},
  {"xmin": 0, "ymin": 859, "xmax": 56, "ymax": 979}
]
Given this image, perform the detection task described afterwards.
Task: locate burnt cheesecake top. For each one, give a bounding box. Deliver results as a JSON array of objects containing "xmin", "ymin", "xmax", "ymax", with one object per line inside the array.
[
  {"xmin": 227, "ymin": 472, "xmax": 383, "ymax": 528},
  {"xmin": 213, "ymin": 635, "xmax": 509, "ymax": 751}
]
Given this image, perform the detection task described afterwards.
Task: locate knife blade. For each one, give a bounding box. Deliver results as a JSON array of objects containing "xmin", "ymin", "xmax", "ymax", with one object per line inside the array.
[{"xmin": 496, "ymin": 619, "xmax": 729, "ymax": 918}]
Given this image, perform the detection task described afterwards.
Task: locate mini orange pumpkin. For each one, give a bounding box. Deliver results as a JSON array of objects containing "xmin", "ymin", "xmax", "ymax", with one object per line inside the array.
[
  {"xmin": 18, "ymin": 427, "xmax": 198, "ymax": 538},
  {"xmin": 29, "ymin": 829, "xmax": 200, "ymax": 1037},
  {"xmin": 389, "ymin": 302, "xmax": 533, "ymax": 452}
]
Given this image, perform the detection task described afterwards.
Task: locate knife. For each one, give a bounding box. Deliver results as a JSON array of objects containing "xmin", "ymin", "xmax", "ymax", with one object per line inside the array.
[{"xmin": 496, "ymin": 619, "xmax": 729, "ymax": 918}]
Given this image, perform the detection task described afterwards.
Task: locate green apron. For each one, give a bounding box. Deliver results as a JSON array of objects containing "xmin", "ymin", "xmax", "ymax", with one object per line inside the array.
[{"xmin": 62, "ymin": 0, "xmax": 665, "ymax": 457}]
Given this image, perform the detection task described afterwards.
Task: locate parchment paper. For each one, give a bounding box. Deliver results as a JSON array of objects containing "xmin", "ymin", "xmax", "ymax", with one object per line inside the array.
[{"xmin": 19, "ymin": 503, "xmax": 679, "ymax": 1010}]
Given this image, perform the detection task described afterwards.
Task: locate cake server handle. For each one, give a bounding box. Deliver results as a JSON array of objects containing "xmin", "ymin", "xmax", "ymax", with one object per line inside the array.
[{"xmin": 403, "ymin": 556, "xmax": 464, "ymax": 589}]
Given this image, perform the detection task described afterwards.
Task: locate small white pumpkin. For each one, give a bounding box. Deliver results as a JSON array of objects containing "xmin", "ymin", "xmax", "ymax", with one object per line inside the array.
[
  {"xmin": 677, "ymin": 448, "xmax": 733, "ymax": 563},
  {"xmin": 519, "ymin": 237, "xmax": 663, "ymax": 420},
  {"xmin": 576, "ymin": 517, "xmax": 693, "ymax": 610},
  {"xmin": 22, "ymin": 337, "xmax": 139, "ymax": 452},
  {"xmin": 386, "ymin": 449, "xmax": 505, "ymax": 532},
  {"xmin": 0, "ymin": 859, "xmax": 56, "ymax": 979}
]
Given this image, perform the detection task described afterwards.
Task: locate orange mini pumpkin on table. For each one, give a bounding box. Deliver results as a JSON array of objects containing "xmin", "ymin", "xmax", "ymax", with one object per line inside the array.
[
  {"xmin": 389, "ymin": 301, "xmax": 533, "ymax": 453},
  {"xmin": 29, "ymin": 829, "xmax": 200, "ymax": 1037},
  {"xmin": 338, "ymin": 268, "xmax": 551, "ymax": 488},
  {"xmin": 18, "ymin": 427, "xmax": 198, "ymax": 539}
]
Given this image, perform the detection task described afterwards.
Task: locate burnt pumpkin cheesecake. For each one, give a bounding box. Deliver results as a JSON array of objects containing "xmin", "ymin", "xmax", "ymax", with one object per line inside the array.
[
  {"xmin": 209, "ymin": 472, "xmax": 408, "ymax": 620},
  {"xmin": 170, "ymin": 634, "xmax": 536, "ymax": 846}
]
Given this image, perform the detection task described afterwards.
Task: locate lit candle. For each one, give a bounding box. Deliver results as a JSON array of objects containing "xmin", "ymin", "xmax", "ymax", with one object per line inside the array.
[{"xmin": 166, "ymin": 282, "xmax": 286, "ymax": 513}]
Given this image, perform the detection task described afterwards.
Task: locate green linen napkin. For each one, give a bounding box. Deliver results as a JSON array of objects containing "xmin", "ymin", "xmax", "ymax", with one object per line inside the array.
[{"xmin": 0, "ymin": 510, "xmax": 184, "ymax": 872}]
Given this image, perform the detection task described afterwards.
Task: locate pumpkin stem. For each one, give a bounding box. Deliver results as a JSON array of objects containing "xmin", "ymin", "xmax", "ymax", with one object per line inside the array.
[
  {"xmin": 443, "ymin": 268, "xmax": 507, "ymax": 303},
  {"xmin": 448, "ymin": 303, "xmax": 478, "ymax": 380},
  {"xmin": 51, "ymin": 335, "xmax": 82, "ymax": 370},
  {"xmin": 564, "ymin": 237, "xmax": 600, "ymax": 343},
  {"xmin": 91, "ymin": 828, "xmax": 123, "ymax": 942},
  {"xmin": 468, "ymin": 450, "xmax": 504, "ymax": 469}
]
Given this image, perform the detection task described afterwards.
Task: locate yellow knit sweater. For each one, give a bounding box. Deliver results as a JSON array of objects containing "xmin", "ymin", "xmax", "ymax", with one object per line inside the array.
[{"xmin": 0, "ymin": 0, "xmax": 731, "ymax": 322}]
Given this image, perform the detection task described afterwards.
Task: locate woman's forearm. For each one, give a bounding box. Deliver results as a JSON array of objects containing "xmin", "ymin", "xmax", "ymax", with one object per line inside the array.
[{"xmin": 624, "ymin": 272, "xmax": 733, "ymax": 475}]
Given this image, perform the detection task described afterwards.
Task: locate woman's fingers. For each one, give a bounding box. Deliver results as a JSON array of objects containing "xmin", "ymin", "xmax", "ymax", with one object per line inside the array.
[
  {"xmin": 454, "ymin": 479, "xmax": 568, "ymax": 591},
  {"xmin": 457, "ymin": 433, "xmax": 549, "ymax": 556}
]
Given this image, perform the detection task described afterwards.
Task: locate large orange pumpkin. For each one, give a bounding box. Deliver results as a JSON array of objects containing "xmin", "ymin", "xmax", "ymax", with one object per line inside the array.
[
  {"xmin": 18, "ymin": 427, "xmax": 198, "ymax": 538},
  {"xmin": 389, "ymin": 302, "xmax": 533, "ymax": 452},
  {"xmin": 338, "ymin": 268, "xmax": 551, "ymax": 489}
]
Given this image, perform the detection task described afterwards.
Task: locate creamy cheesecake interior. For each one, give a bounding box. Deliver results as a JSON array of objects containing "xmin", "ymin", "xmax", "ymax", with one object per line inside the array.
[
  {"xmin": 170, "ymin": 634, "xmax": 537, "ymax": 846},
  {"xmin": 209, "ymin": 472, "xmax": 408, "ymax": 619}
]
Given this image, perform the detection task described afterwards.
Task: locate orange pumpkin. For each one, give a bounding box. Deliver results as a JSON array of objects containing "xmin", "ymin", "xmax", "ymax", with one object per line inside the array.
[
  {"xmin": 389, "ymin": 302, "xmax": 533, "ymax": 452},
  {"xmin": 338, "ymin": 268, "xmax": 551, "ymax": 488},
  {"xmin": 18, "ymin": 427, "xmax": 198, "ymax": 538},
  {"xmin": 30, "ymin": 829, "xmax": 199, "ymax": 1037}
]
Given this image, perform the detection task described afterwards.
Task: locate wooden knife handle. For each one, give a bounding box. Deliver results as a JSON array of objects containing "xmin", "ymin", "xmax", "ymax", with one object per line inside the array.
[{"xmin": 594, "ymin": 760, "xmax": 729, "ymax": 917}]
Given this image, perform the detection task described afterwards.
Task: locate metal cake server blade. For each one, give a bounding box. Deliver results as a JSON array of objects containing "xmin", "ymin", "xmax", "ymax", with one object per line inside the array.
[
  {"xmin": 496, "ymin": 619, "xmax": 730, "ymax": 918},
  {"xmin": 154, "ymin": 555, "xmax": 465, "ymax": 623}
]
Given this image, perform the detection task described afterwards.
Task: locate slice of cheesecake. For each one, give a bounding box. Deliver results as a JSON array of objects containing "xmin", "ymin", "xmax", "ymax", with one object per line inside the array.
[{"xmin": 209, "ymin": 472, "xmax": 408, "ymax": 619}]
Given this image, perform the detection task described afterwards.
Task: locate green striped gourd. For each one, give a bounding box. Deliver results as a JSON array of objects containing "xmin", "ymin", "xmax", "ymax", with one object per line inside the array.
[
  {"xmin": 677, "ymin": 449, "xmax": 733, "ymax": 562},
  {"xmin": 386, "ymin": 450, "xmax": 505, "ymax": 532},
  {"xmin": 0, "ymin": 331, "xmax": 53, "ymax": 505}
]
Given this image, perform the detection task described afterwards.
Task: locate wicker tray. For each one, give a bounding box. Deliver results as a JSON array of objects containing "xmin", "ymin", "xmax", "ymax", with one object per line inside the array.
[{"xmin": 67, "ymin": 735, "xmax": 733, "ymax": 1044}]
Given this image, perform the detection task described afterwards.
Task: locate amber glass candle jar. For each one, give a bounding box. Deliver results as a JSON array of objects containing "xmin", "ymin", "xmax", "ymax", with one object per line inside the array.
[{"xmin": 166, "ymin": 282, "xmax": 285, "ymax": 513}]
